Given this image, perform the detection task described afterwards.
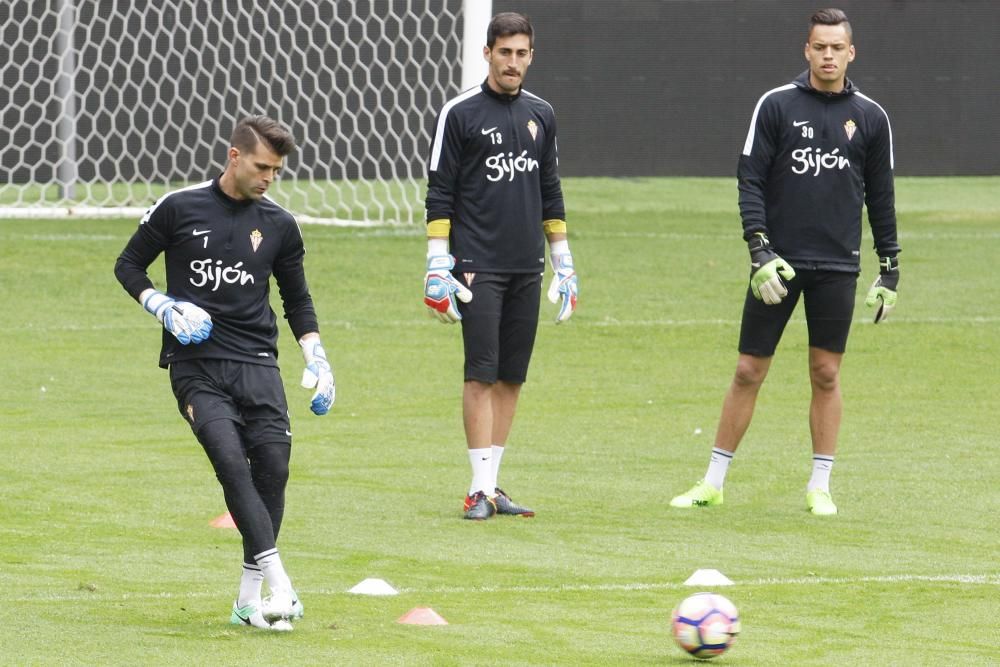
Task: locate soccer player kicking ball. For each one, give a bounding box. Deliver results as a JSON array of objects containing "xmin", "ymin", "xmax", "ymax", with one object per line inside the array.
[
  {"xmin": 115, "ymin": 116, "xmax": 335, "ymax": 630},
  {"xmin": 424, "ymin": 12, "xmax": 578, "ymax": 520},
  {"xmin": 670, "ymin": 8, "xmax": 900, "ymax": 516}
]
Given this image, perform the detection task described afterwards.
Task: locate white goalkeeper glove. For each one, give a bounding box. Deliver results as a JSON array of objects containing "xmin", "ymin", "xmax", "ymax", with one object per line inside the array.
[
  {"xmin": 423, "ymin": 254, "xmax": 473, "ymax": 323},
  {"xmin": 300, "ymin": 336, "xmax": 335, "ymax": 416},
  {"xmin": 142, "ymin": 290, "xmax": 212, "ymax": 344},
  {"xmin": 546, "ymin": 243, "xmax": 577, "ymax": 324}
]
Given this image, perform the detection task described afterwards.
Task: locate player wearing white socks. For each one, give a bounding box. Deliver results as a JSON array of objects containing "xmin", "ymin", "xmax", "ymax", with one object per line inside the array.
[
  {"xmin": 423, "ymin": 13, "xmax": 575, "ymax": 520},
  {"xmin": 115, "ymin": 116, "xmax": 332, "ymax": 629},
  {"xmin": 669, "ymin": 8, "xmax": 898, "ymax": 516}
]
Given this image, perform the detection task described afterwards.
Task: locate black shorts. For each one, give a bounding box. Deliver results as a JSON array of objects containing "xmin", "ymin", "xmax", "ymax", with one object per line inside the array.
[
  {"xmin": 458, "ymin": 272, "xmax": 542, "ymax": 384},
  {"xmin": 168, "ymin": 359, "xmax": 291, "ymax": 446},
  {"xmin": 738, "ymin": 269, "xmax": 858, "ymax": 357}
]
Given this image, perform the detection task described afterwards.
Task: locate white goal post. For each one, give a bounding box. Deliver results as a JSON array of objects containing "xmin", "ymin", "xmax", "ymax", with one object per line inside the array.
[{"xmin": 0, "ymin": 0, "xmax": 491, "ymax": 225}]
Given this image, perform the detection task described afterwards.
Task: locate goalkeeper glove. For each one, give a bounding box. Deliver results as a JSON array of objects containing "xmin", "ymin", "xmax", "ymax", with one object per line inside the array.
[
  {"xmin": 546, "ymin": 250, "xmax": 578, "ymax": 324},
  {"xmin": 142, "ymin": 290, "xmax": 212, "ymax": 344},
  {"xmin": 300, "ymin": 336, "xmax": 335, "ymax": 415},
  {"xmin": 423, "ymin": 254, "xmax": 473, "ymax": 323},
  {"xmin": 748, "ymin": 233, "xmax": 796, "ymax": 305},
  {"xmin": 865, "ymin": 256, "xmax": 899, "ymax": 323}
]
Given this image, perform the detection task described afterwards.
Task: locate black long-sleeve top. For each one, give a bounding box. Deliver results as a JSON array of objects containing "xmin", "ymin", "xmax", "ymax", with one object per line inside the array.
[
  {"xmin": 114, "ymin": 177, "xmax": 318, "ymax": 368},
  {"xmin": 738, "ymin": 70, "xmax": 900, "ymax": 271},
  {"xmin": 425, "ymin": 81, "xmax": 566, "ymax": 273}
]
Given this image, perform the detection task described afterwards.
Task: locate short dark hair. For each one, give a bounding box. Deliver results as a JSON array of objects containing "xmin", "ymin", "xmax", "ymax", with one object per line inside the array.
[
  {"xmin": 487, "ymin": 12, "xmax": 533, "ymax": 49},
  {"xmin": 230, "ymin": 115, "xmax": 296, "ymax": 157},
  {"xmin": 809, "ymin": 8, "xmax": 852, "ymax": 42}
]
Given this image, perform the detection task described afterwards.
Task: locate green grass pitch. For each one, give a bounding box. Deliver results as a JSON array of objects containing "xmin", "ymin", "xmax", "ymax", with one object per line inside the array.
[{"xmin": 1, "ymin": 177, "xmax": 998, "ymax": 665}]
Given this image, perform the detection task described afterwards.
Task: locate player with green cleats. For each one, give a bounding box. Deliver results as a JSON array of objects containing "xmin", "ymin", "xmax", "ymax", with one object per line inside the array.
[
  {"xmin": 806, "ymin": 489, "xmax": 838, "ymax": 516},
  {"xmin": 671, "ymin": 480, "xmax": 839, "ymax": 514},
  {"xmin": 669, "ymin": 480, "xmax": 724, "ymax": 508}
]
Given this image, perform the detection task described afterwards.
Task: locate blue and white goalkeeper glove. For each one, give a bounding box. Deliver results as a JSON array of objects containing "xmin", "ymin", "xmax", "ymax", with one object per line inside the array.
[
  {"xmin": 546, "ymin": 247, "xmax": 577, "ymax": 324},
  {"xmin": 300, "ymin": 337, "xmax": 335, "ymax": 416},
  {"xmin": 865, "ymin": 256, "xmax": 899, "ymax": 323},
  {"xmin": 748, "ymin": 233, "xmax": 796, "ymax": 305},
  {"xmin": 142, "ymin": 290, "xmax": 212, "ymax": 344},
  {"xmin": 424, "ymin": 254, "xmax": 473, "ymax": 323}
]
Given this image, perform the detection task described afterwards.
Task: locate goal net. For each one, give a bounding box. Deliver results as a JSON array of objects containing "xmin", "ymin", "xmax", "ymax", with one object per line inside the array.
[{"xmin": 0, "ymin": 0, "xmax": 480, "ymax": 225}]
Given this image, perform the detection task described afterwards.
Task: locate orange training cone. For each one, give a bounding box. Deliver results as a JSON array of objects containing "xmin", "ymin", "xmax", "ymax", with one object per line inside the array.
[
  {"xmin": 210, "ymin": 512, "xmax": 237, "ymax": 528},
  {"xmin": 397, "ymin": 607, "xmax": 448, "ymax": 625}
]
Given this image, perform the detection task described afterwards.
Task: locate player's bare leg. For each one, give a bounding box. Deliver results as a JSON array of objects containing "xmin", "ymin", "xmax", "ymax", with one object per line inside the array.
[
  {"xmin": 806, "ymin": 347, "xmax": 842, "ymax": 515},
  {"xmin": 807, "ymin": 347, "xmax": 843, "ymax": 457},
  {"xmin": 489, "ymin": 380, "xmax": 521, "ymax": 445},
  {"xmin": 714, "ymin": 354, "xmax": 772, "ymax": 453},
  {"xmin": 463, "ymin": 379, "xmax": 495, "ymax": 451},
  {"xmin": 671, "ymin": 354, "xmax": 771, "ymax": 508}
]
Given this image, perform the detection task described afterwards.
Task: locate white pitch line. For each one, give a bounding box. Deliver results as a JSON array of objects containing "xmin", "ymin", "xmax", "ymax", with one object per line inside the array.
[
  {"xmin": 7, "ymin": 234, "xmax": 123, "ymax": 241},
  {"xmin": 10, "ymin": 573, "xmax": 998, "ymax": 604},
  {"xmin": 896, "ymin": 231, "xmax": 1000, "ymax": 240},
  {"xmin": 5, "ymin": 315, "xmax": 1000, "ymax": 335},
  {"xmin": 588, "ymin": 316, "xmax": 1000, "ymax": 327},
  {"xmin": 573, "ymin": 230, "xmax": 1000, "ymax": 241},
  {"xmin": 5, "ymin": 228, "xmax": 999, "ymax": 243},
  {"xmin": 400, "ymin": 573, "xmax": 1000, "ymax": 595}
]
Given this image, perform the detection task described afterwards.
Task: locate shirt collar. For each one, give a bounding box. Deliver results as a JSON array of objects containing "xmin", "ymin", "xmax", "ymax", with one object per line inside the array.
[{"xmin": 481, "ymin": 79, "xmax": 521, "ymax": 103}]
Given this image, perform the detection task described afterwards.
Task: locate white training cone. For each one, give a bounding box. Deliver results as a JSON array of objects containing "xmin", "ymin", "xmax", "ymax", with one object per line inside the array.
[
  {"xmin": 348, "ymin": 577, "xmax": 399, "ymax": 596},
  {"xmin": 683, "ymin": 568, "xmax": 734, "ymax": 586}
]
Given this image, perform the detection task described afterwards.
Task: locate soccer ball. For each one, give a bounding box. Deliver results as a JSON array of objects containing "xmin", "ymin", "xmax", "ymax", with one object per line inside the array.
[{"xmin": 671, "ymin": 592, "xmax": 740, "ymax": 659}]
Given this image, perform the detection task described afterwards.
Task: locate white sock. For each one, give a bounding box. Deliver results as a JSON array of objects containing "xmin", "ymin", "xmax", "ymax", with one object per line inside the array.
[
  {"xmin": 807, "ymin": 455, "xmax": 835, "ymax": 492},
  {"xmin": 491, "ymin": 445, "xmax": 505, "ymax": 490},
  {"xmin": 704, "ymin": 447, "xmax": 734, "ymax": 490},
  {"xmin": 468, "ymin": 448, "xmax": 493, "ymax": 496},
  {"xmin": 238, "ymin": 562, "xmax": 264, "ymax": 606},
  {"xmin": 254, "ymin": 548, "xmax": 293, "ymax": 594}
]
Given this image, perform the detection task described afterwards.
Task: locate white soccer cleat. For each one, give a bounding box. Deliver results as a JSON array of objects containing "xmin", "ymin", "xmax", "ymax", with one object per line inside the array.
[
  {"xmin": 230, "ymin": 600, "xmax": 293, "ymax": 631},
  {"xmin": 261, "ymin": 588, "xmax": 304, "ymax": 621}
]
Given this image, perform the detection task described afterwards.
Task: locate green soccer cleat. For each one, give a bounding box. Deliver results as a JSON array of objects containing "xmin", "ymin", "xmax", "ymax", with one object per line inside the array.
[
  {"xmin": 230, "ymin": 600, "xmax": 293, "ymax": 631},
  {"xmin": 669, "ymin": 479, "xmax": 724, "ymax": 508},
  {"xmin": 806, "ymin": 489, "xmax": 838, "ymax": 516}
]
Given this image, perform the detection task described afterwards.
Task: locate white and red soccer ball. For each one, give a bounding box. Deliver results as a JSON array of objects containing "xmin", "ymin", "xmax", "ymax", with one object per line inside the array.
[{"xmin": 671, "ymin": 592, "xmax": 740, "ymax": 659}]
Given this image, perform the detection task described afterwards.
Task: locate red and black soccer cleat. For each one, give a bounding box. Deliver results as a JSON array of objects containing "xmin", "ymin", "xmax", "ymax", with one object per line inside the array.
[
  {"xmin": 492, "ymin": 487, "xmax": 535, "ymax": 517},
  {"xmin": 463, "ymin": 490, "xmax": 497, "ymax": 520}
]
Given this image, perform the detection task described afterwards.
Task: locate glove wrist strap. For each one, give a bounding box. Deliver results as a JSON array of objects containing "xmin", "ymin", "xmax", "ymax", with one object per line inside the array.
[
  {"xmin": 748, "ymin": 234, "xmax": 777, "ymax": 264},
  {"xmin": 878, "ymin": 256, "xmax": 899, "ymax": 274},
  {"xmin": 299, "ymin": 336, "xmax": 327, "ymax": 364},
  {"xmin": 426, "ymin": 254, "xmax": 455, "ymax": 271},
  {"xmin": 141, "ymin": 290, "xmax": 173, "ymax": 323}
]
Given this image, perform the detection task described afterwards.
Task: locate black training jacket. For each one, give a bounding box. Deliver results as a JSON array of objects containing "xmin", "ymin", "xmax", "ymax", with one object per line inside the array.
[
  {"xmin": 738, "ymin": 71, "xmax": 900, "ymax": 271},
  {"xmin": 114, "ymin": 177, "xmax": 318, "ymax": 368},
  {"xmin": 425, "ymin": 81, "xmax": 565, "ymax": 273}
]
